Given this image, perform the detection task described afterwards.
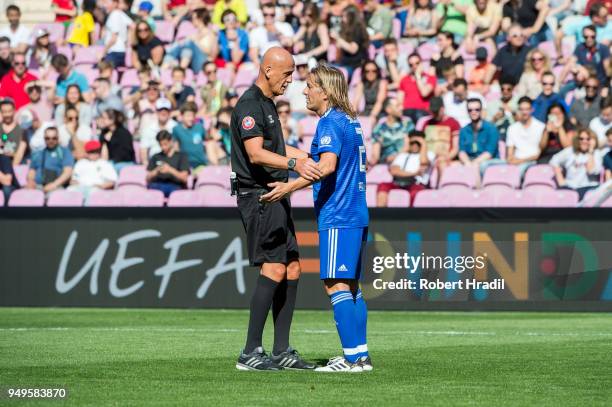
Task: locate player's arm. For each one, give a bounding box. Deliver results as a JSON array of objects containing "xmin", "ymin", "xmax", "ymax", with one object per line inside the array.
[
  {"xmin": 285, "ymin": 144, "xmax": 309, "ymax": 159},
  {"xmin": 261, "ymin": 152, "xmax": 338, "ymax": 202},
  {"xmin": 244, "ymin": 136, "xmax": 320, "ymax": 180}
]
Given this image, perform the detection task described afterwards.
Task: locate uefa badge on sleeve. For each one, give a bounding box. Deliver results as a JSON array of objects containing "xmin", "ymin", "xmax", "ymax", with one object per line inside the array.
[{"xmin": 242, "ymin": 116, "xmax": 255, "ymax": 131}]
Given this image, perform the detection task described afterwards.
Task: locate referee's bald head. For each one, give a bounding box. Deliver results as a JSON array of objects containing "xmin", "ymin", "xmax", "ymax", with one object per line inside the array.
[{"xmin": 257, "ymin": 47, "xmax": 295, "ymax": 97}]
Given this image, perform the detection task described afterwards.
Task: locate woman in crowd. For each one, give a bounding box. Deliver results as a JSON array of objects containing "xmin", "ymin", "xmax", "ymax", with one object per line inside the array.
[
  {"xmin": 515, "ymin": 48, "xmax": 553, "ymax": 100},
  {"xmin": 429, "ymin": 31, "xmax": 464, "ymax": 81},
  {"xmin": 27, "ymin": 29, "xmax": 57, "ymax": 72},
  {"xmin": 217, "ymin": 9, "xmax": 249, "ymax": 71},
  {"xmin": 464, "ymin": 0, "xmax": 502, "ymax": 54},
  {"xmin": 352, "ymin": 60, "xmax": 388, "ymax": 120},
  {"xmin": 277, "ymin": 100, "xmax": 301, "ymax": 149},
  {"xmin": 130, "ymin": 20, "xmax": 165, "ymax": 71},
  {"xmin": 54, "ymin": 84, "xmax": 93, "ymax": 128},
  {"xmin": 331, "ymin": 5, "xmax": 369, "ymax": 81},
  {"xmin": 538, "ymin": 102, "xmax": 576, "ymax": 163},
  {"xmin": 99, "ymin": 109, "xmax": 136, "ymax": 173},
  {"xmin": 404, "ymin": 0, "xmax": 438, "ymax": 48},
  {"xmin": 59, "ymin": 105, "xmax": 93, "ymax": 160},
  {"xmin": 293, "ymin": 3, "xmax": 330, "ymax": 62},
  {"xmin": 550, "ymin": 128, "xmax": 603, "ymax": 199}
]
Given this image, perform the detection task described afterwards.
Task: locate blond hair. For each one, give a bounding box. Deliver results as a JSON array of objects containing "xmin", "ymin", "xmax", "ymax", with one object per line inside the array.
[{"xmin": 310, "ymin": 63, "xmax": 357, "ymax": 119}]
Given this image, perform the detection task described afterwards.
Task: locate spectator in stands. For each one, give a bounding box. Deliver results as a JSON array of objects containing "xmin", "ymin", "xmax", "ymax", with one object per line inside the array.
[
  {"xmin": 146, "ymin": 130, "xmax": 189, "ymax": 197},
  {"xmin": 249, "ymin": 4, "xmax": 294, "ymax": 63},
  {"xmin": 277, "ymin": 100, "xmax": 301, "ymax": 149},
  {"xmin": 172, "ymin": 102, "xmax": 208, "ymax": 174},
  {"xmin": 443, "ymin": 78, "xmax": 486, "ymax": 127},
  {"xmin": 0, "ymin": 99, "xmax": 26, "ymax": 166},
  {"xmin": 430, "ymin": 32, "xmax": 464, "ymax": 82},
  {"xmin": 136, "ymin": 1, "xmax": 157, "ymax": 32},
  {"xmin": 377, "ymin": 131, "xmax": 434, "ymax": 207},
  {"xmin": 551, "ymin": 129, "xmax": 603, "ymax": 199},
  {"xmin": 284, "ymin": 56, "xmax": 309, "ymax": 119},
  {"xmin": 52, "ymin": 54, "xmax": 92, "ymax": 104},
  {"xmin": 99, "ymin": 109, "xmax": 136, "ymax": 173},
  {"xmin": 604, "ymin": 130, "xmax": 612, "ymax": 181},
  {"xmin": 590, "ymin": 95, "xmax": 612, "ymax": 146},
  {"xmin": 51, "ymin": 0, "xmax": 77, "ymax": 25},
  {"xmin": 515, "ymin": 48, "xmax": 553, "ymax": 100},
  {"xmin": 532, "ymin": 71, "xmax": 569, "ymax": 123},
  {"xmin": 421, "ymin": 96, "xmax": 461, "ymax": 175},
  {"xmin": 486, "ymin": 79, "xmax": 518, "ymax": 141},
  {"xmin": 330, "ymin": 5, "xmax": 369, "ymax": 81},
  {"xmin": 55, "ymin": 84, "xmax": 94, "ymax": 128},
  {"xmin": 436, "ymin": 0, "xmax": 470, "ymax": 42},
  {"xmin": 164, "ymin": 8, "xmax": 218, "ymax": 74},
  {"xmin": 208, "ymin": 106, "xmax": 232, "ymax": 165},
  {"xmin": 570, "ymin": 76, "xmax": 602, "ymax": 127},
  {"xmin": 96, "ymin": 61, "xmax": 122, "ymax": 97},
  {"xmin": 539, "ymin": 102, "xmax": 575, "ymax": 163},
  {"xmin": 131, "ymin": 20, "xmax": 164, "ymax": 71},
  {"xmin": 67, "ymin": 0, "xmax": 96, "ymax": 48},
  {"xmin": 404, "ymin": 0, "xmax": 438, "ymax": 48},
  {"xmin": 363, "ymin": 0, "xmax": 394, "ymax": 47},
  {"xmin": 198, "ymin": 61, "xmax": 228, "ymax": 118},
  {"xmin": 369, "ymin": 98, "xmax": 414, "ymax": 166},
  {"xmin": 375, "ymin": 39, "xmax": 409, "ymax": 90},
  {"xmin": 0, "ymin": 5, "xmax": 30, "ymax": 53},
  {"xmin": 502, "ymin": 0, "xmax": 550, "ymax": 47},
  {"xmin": 458, "ymin": 98, "xmax": 501, "ymax": 174},
  {"xmin": 464, "ymin": 0, "xmax": 502, "ymax": 54},
  {"xmin": 103, "ymin": 0, "xmax": 133, "ymax": 69},
  {"xmin": 399, "ymin": 52, "xmax": 436, "ymax": 123},
  {"xmin": 92, "ymin": 78, "xmax": 125, "ymax": 121},
  {"xmin": 140, "ymin": 98, "xmax": 177, "ymax": 166},
  {"xmin": 217, "ymin": 10, "xmax": 250, "ymax": 71},
  {"xmin": 0, "ymin": 147, "xmax": 18, "ymax": 204},
  {"xmin": 167, "ymin": 67, "xmax": 196, "ymax": 110},
  {"xmin": 0, "ymin": 37, "xmax": 11, "ymax": 79},
  {"xmin": 556, "ymin": 3, "xmax": 611, "ymax": 64},
  {"xmin": 134, "ymin": 79, "xmax": 162, "ymax": 139},
  {"xmin": 26, "ymin": 126, "xmax": 74, "ymax": 193},
  {"xmin": 69, "ymin": 140, "xmax": 118, "ymax": 201},
  {"xmin": 212, "ymin": 0, "xmax": 248, "ymax": 28},
  {"xmin": 353, "ymin": 60, "xmax": 387, "ymax": 120},
  {"xmin": 468, "ymin": 47, "xmax": 493, "ymax": 95},
  {"xmin": 485, "ymin": 24, "xmax": 532, "ymax": 87},
  {"xmin": 572, "ymin": 25, "xmax": 611, "ymax": 85},
  {"xmin": 323, "ymin": 0, "xmax": 352, "ymax": 35},
  {"xmin": 0, "ymin": 52, "xmax": 38, "ymax": 110},
  {"xmin": 58, "ymin": 106, "xmax": 93, "ymax": 160},
  {"xmin": 19, "ymin": 82, "xmax": 53, "ymax": 124},
  {"xmin": 506, "ymin": 96, "xmax": 544, "ymax": 175},
  {"xmin": 293, "ymin": 3, "xmax": 330, "ymax": 62},
  {"xmin": 26, "ymin": 29, "xmax": 57, "ymax": 73}
]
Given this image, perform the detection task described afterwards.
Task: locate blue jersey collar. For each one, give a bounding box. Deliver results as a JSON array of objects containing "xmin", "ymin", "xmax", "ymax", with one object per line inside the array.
[{"xmin": 322, "ymin": 107, "xmax": 333, "ymax": 118}]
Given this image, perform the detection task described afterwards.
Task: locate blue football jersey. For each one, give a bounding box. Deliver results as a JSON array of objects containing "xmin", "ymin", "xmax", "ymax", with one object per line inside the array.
[{"xmin": 310, "ymin": 108, "xmax": 369, "ymax": 231}]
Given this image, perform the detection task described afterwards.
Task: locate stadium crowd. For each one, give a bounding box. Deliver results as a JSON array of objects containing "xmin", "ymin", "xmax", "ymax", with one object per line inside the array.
[{"xmin": 0, "ymin": 0, "xmax": 610, "ymax": 207}]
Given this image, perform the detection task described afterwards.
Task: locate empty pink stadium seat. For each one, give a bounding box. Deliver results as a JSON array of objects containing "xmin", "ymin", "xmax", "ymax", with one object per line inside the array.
[
  {"xmin": 0, "ymin": 192, "xmax": 3, "ymax": 206},
  {"xmin": 13, "ymin": 165, "xmax": 28, "ymax": 187},
  {"xmin": 482, "ymin": 165, "xmax": 521, "ymax": 188},
  {"xmin": 523, "ymin": 164, "xmax": 556, "ymax": 188},
  {"xmin": 233, "ymin": 67, "xmax": 258, "ymax": 89},
  {"xmin": 34, "ymin": 23, "xmax": 65, "ymax": 43},
  {"xmin": 291, "ymin": 189, "xmax": 314, "ymax": 207},
  {"xmin": 167, "ymin": 190, "xmax": 205, "ymax": 207},
  {"xmin": 417, "ymin": 42, "xmax": 439, "ymax": 60},
  {"xmin": 367, "ymin": 164, "xmax": 393, "ymax": 184},
  {"xmin": 57, "ymin": 46, "xmax": 73, "ymax": 61},
  {"xmin": 87, "ymin": 190, "xmax": 122, "ymax": 207},
  {"xmin": 73, "ymin": 45, "xmax": 103, "ymax": 65},
  {"xmin": 366, "ymin": 184, "xmax": 377, "ymax": 207},
  {"xmin": 194, "ymin": 165, "xmax": 231, "ymax": 189},
  {"xmin": 438, "ymin": 165, "xmax": 478, "ymax": 188},
  {"xmin": 580, "ymin": 187, "xmax": 612, "ymax": 207},
  {"xmin": 413, "ymin": 189, "xmax": 450, "ymax": 207},
  {"xmin": 118, "ymin": 165, "xmax": 147, "ymax": 188},
  {"xmin": 217, "ymin": 67, "xmax": 234, "ymax": 87},
  {"xmin": 387, "ymin": 189, "xmax": 410, "ymax": 207},
  {"xmin": 175, "ymin": 21, "xmax": 196, "ymax": 41},
  {"xmin": 47, "ymin": 190, "xmax": 84, "ymax": 207},
  {"xmin": 524, "ymin": 186, "xmax": 579, "ymax": 207},
  {"xmin": 155, "ymin": 20, "xmax": 175, "ymax": 43},
  {"xmin": 483, "ymin": 185, "xmax": 534, "ymax": 207},
  {"xmin": 120, "ymin": 69, "xmax": 140, "ymax": 88},
  {"xmin": 443, "ymin": 186, "xmax": 493, "ymax": 207},
  {"xmin": 299, "ymin": 116, "xmax": 318, "ymax": 137},
  {"xmin": 8, "ymin": 189, "xmax": 45, "ymax": 207},
  {"xmin": 299, "ymin": 136, "xmax": 314, "ymax": 151},
  {"xmin": 121, "ymin": 189, "xmax": 165, "ymax": 207},
  {"xmin": 200, "ymin": 185, "xmax": 236, "ymax": 207}
]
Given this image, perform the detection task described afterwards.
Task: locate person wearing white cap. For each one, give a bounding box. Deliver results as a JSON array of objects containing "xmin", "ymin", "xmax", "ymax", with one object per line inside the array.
[
  {"xmin": 26, "ymin": 28, "xmax": 57, "ymax": 71},
  {"xmin": 138, "ymin": 98, "xmax": 177, "ymax": 166}
]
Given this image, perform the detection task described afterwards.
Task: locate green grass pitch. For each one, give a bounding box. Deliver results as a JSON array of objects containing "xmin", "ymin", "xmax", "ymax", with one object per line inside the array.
[{"xmin": 1, "ymin": 308, "xmax": 611, "ymax": 406}]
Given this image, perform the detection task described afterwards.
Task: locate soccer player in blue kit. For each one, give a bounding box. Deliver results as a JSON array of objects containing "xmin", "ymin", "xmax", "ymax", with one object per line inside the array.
[{"xmin": 261, "ymin": 63, "xmax": 371, "ymax": 372}]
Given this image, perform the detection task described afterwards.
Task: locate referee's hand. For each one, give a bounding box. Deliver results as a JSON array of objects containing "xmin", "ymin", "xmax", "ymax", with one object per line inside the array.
[
  {"xmin": 295, "ymin": 158, "xmax": 322, "ymax": 182},
  {"xmin": 260, "ymin": 182, "xmax": 292, "ymax": 203}
]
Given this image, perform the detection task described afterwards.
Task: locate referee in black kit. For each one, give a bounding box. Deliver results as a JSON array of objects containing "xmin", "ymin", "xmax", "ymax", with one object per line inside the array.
[{"xmin": 231, "ymin": 47, "xmax": 321, "ymax": 371}]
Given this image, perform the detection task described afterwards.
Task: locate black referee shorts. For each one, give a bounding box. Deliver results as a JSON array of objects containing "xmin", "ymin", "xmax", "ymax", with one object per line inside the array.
[{"xmin": 237, "ymin": 188, "xmax": 300, "ymax": 267}]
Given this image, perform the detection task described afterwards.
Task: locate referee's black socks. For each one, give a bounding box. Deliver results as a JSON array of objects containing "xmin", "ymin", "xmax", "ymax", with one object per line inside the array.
[
  {"xmin": 272, "ymin": 279, "xmax": 299, "ymax": 355},
  {"xmin": 244, "ymin": 275, "xmax": 279, "ymax": 354}
]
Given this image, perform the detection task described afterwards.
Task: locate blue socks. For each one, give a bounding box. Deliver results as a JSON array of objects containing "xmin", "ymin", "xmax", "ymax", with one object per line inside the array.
[{"xmin": 329, "ymin": 290, "xmax": 368, "ymax": 363}]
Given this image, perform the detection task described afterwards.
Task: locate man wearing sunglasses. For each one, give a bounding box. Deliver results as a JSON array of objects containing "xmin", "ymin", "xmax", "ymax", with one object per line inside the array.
[
  {"xmin": 485, "ymin": 24, "xmax": 532, "ymax": 88},
  {"xmin": 572, "ymin": 25, "xmax": 611, "ymax": 85},
  {"xmin": 26, "ymin": 126, "xmax": 74, "ymax": 194},
  {"xmin": 0, "ymin": 52, "xmax": 38, "ymax": 110}
]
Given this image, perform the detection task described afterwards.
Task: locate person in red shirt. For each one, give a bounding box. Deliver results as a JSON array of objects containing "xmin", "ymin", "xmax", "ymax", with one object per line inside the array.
[
  {"xmin": 398, "ymin": 52, "xmax": 436, "ymax": 123},
  {"xmin": 584, "ymin": 0, "xmax": 612, "ymax": 15},
  {"xmin": 0, "ymin": 52, "xmax": 38, "ymax": 110},
  {"xmin": 51, "ymin": 0, "xmax": 77, "ymax": 24}
]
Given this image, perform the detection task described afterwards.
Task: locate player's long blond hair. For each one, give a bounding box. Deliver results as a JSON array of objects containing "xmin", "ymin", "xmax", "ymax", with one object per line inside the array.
[{"xmin": 310, "ymin": 63, "xmax": 357, "ymax": 119}]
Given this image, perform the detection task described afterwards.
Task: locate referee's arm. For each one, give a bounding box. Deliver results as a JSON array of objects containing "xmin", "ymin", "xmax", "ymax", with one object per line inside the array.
[{"xmin": 244, "ymin": 137, "xmax": 321, "ymax": 181}]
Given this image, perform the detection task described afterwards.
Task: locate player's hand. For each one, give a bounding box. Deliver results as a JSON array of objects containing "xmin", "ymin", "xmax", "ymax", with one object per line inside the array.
[
  {"xmin": 261, "ymin": 182, "xmax": 292, "ymax": 203},
  {"xmin": 295, "ymin": 157, "xmax": 322, "ymax": 181}
]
